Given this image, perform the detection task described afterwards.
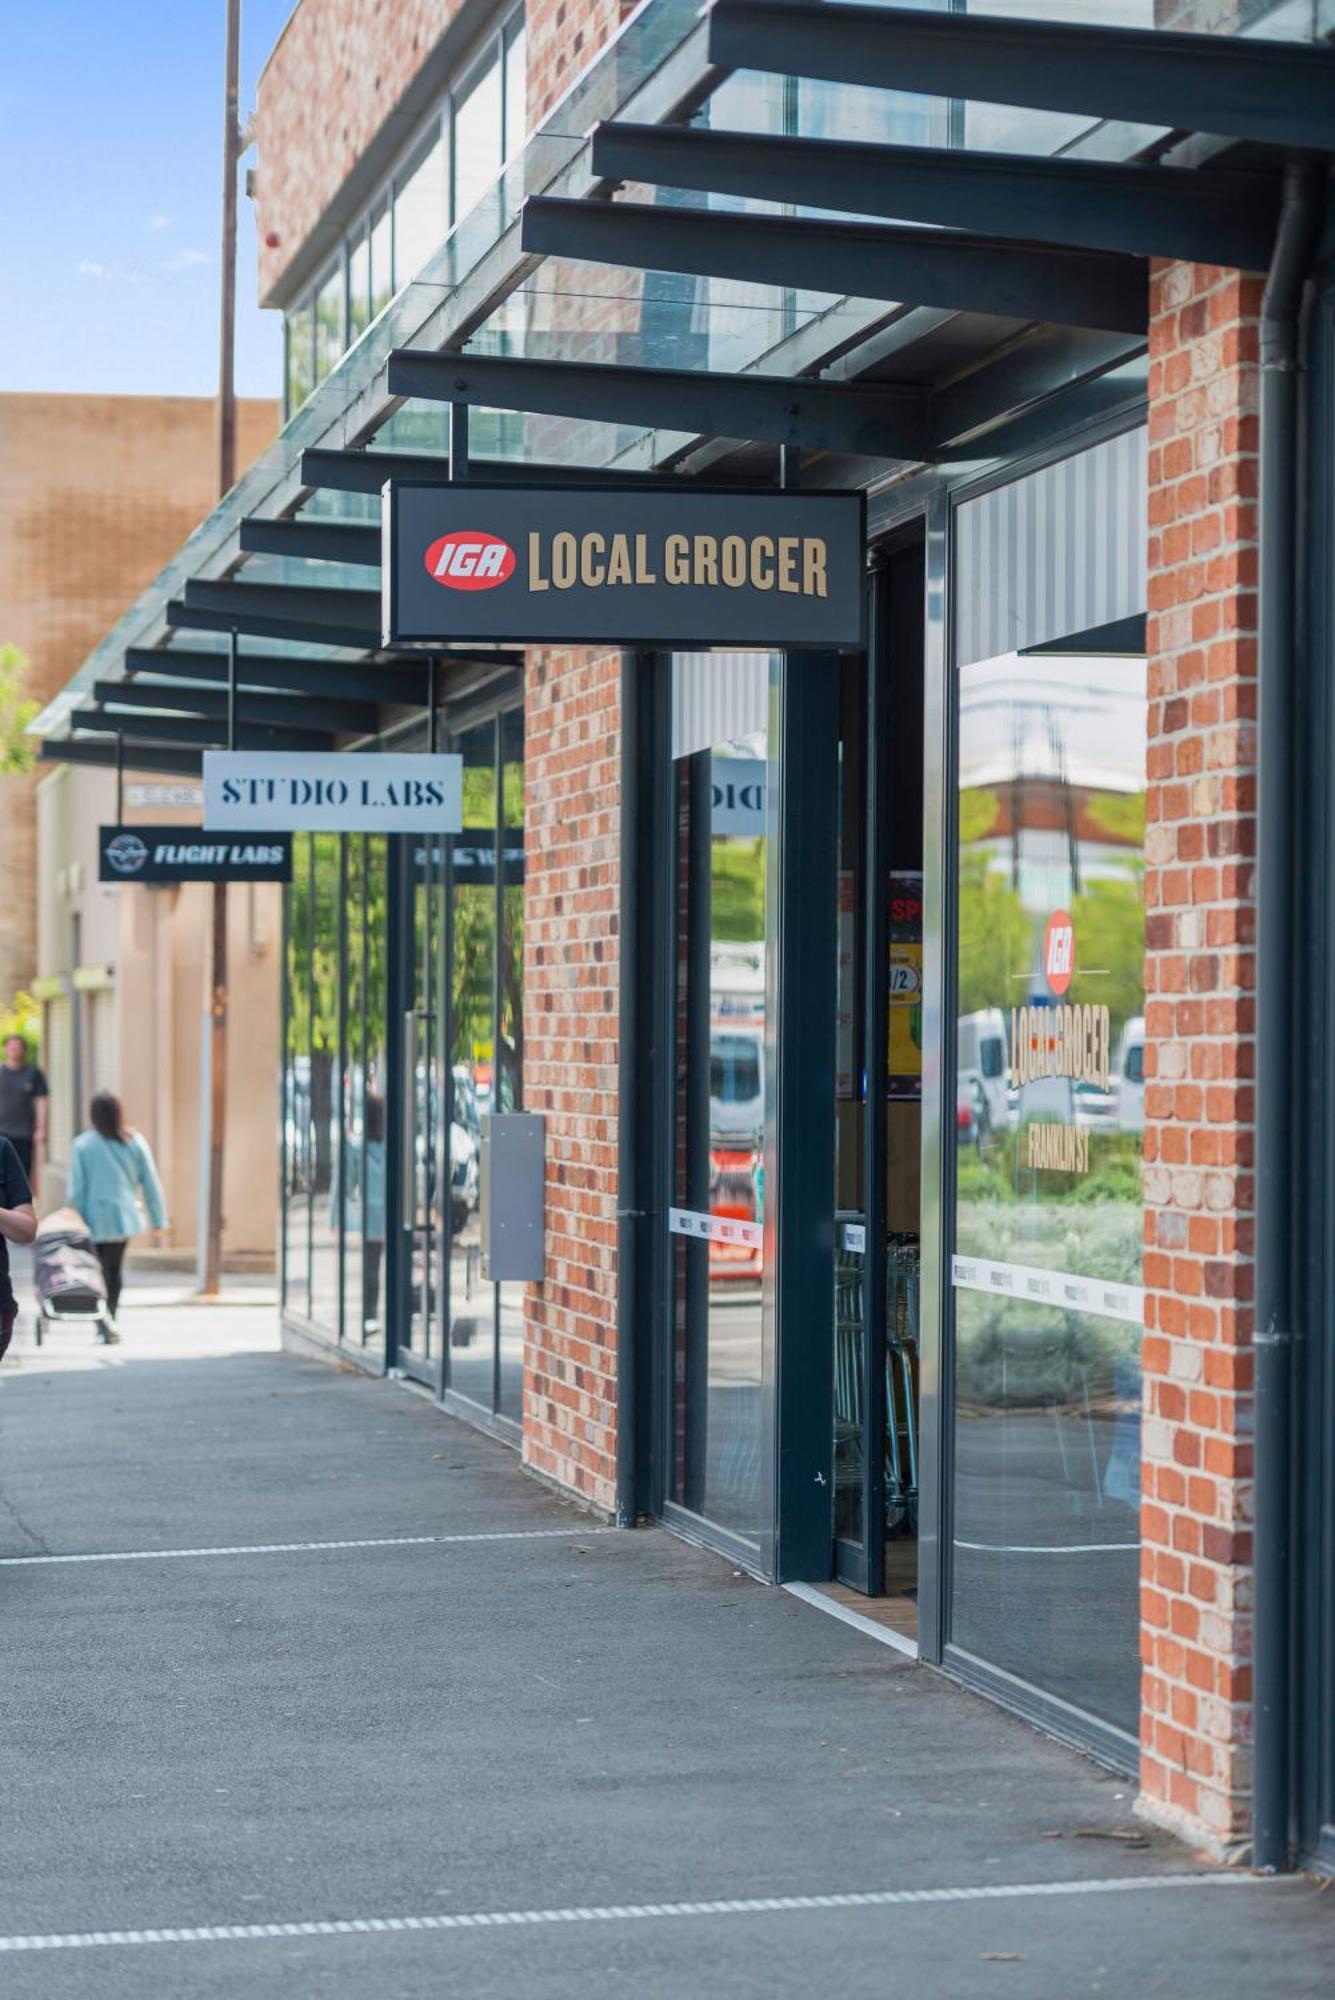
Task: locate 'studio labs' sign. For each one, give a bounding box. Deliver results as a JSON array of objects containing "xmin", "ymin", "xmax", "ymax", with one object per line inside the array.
[{"xmin": 383, "ymin": 484, "xmax": 866, "ymax": 649}]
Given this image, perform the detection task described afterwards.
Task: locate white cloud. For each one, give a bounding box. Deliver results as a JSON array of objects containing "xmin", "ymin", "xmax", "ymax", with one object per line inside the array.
[
  {"xmin": 75, "ymin": 259, "xmax": 107, "ymax": 278},
  {"xmin": 146, "ymin": 213, "xmax": 170, "ymax": 231},
  {"xmin": 164, "ymin": 247, "xmax": 211, "ymax": 271}
]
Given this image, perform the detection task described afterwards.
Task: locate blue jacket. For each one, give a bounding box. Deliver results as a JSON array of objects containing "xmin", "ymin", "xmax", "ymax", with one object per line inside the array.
[{"xmin": 67, "ymin": 1129, "xmax": 168, "ymax": 1243}]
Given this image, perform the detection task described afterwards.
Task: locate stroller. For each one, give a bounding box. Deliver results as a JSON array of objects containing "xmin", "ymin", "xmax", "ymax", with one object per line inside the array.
[{"xmin": 31, "ymin": 1208, "xmax": 114, "ymax": 1346}]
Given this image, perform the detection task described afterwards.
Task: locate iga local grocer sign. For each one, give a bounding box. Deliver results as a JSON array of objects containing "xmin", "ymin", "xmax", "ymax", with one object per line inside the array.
[
  {"xmin": 203, "ymin": 752, "xmax": 463, "ymax": 833},
  {"xmin": 383, "ymin": 483, "xmax": 866, "ymax": 649},
  {"xmin": 99, "ymin": 826, "xmax": 292, "ymax": 884}
]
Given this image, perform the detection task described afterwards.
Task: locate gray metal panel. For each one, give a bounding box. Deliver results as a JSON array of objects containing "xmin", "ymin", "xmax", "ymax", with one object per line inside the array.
[
  {"xmin": 480, "ymin": 1114, "xmax": 546, "ymax": 1283},
  {"xmin": 953, "ymin": 428, "xmax": 1146, "ymax": 666},
  {"xmin": 671, "ymin": 652, "xmax": 771, "ymax": 760}
]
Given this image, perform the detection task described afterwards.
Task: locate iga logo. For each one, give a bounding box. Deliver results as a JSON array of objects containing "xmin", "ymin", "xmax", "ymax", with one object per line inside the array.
[
  {"xmin": 424, "ymin": 530, "xmax": 516, "ymax": 591},
  {"xmin": 1043, "ymin": 909, "xmax": 1075, "ymax": 996},
  {"xmin": 105, "ymin": 832, "xmax": 149, "ymax": 877}
]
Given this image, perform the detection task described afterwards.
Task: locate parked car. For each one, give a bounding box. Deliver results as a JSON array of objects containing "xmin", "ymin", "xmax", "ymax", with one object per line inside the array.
[
  {"xmin": 1116, "ymin": 1016, "xmax": 1145, "ymax": 1132},
  {"xmin": 958, "ymin": 1008, "xmax": 1009, "ymax": 1130}
]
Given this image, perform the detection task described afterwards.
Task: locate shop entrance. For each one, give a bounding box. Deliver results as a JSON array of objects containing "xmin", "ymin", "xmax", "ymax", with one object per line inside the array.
[{"xmin": 830, "ymin": 538, "xmax": 925, "ymax": 1628}]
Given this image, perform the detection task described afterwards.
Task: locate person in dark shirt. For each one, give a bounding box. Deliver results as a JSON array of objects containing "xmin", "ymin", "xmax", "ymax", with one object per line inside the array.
[
  {"xmin": 0, "ymin": 1134, "xmax": 37, "ymax": 1364},
  {"xmin": 0, "ymin": 1034, "xmax": 48, "ymax": 1191}
]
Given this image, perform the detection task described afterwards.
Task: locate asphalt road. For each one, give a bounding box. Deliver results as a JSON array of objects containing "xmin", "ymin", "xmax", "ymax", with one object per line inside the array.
[{"xmin": 0, "ymin": 1304, "xmax": 1330, "ymax": 1998}]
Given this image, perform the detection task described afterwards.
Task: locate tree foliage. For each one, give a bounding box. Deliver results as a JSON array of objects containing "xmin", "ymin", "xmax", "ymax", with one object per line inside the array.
[{"xmin": 0, "ymin": 645, "xmax": 38, "ymax": 775}]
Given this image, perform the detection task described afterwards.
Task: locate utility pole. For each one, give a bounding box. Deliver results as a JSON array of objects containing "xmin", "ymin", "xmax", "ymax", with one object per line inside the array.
[{"xmin": 201, "ymin": 0, "xmax": 241, "ymax": 1296}]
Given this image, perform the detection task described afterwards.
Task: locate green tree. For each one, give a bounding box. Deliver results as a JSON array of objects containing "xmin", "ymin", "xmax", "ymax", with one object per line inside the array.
[{"xmin": 0, "ymin": 645, "xmax": 38, "ymax": 774}]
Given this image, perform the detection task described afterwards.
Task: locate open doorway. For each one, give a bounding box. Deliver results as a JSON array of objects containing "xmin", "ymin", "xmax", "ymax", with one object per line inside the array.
[{"xmin": 829, "ymin": 536, "xmax": 925, "ymax": 1638}]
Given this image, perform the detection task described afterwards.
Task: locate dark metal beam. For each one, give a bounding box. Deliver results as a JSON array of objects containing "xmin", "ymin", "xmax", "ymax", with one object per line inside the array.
[
  {"xmin": 387, "ymin": 347, "xmax": 933, "ymax": 460},
  {"xmin": 41, "ymin": 738, "xmax": 205, "ymax": 779},
  {"xmin": 522, "ymin": 195, "xmax": 1147, "ymax": 336},
  {"xmin": 74, "ymin": 711, "xmax": 335, "ymax": 752},
  {"xmin": 1021, "ymin": 613, "xmax": 1146, "ymax": 657},
  {"xmin": 238, "ymin": 518, "xmax": 382, "ymax": 567},
  {"xmin": 298, "ymin": 446, "xmax": 777, "ymax": 497},
  {"xmin": 183, "ymin": 578, "xmax": 382, "ymax": 634},
  {"xmin": 94, "ymin": 678, "xmax": 378, "ymax": 735},
  {"xmin": 167, "ymin": 596, "xmax": 383, "ymax": 652},
  {"xmin": 705, "ymin": 1, "xmax": 1335, "ymax": 155},
  {"xmin": 589, "ymin": 121, "xmax": 1281, "ymax": 272},
  {"xmin": 124, "ymin": 647, "xmax": 427, "ymax": 707}
]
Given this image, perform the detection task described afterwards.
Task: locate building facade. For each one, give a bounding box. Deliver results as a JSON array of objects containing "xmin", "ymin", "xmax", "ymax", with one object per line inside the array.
[
  {"xmin": 2, "ymin": 392, "xmax": 281, "ymax": 1256},
  {"xmin": 33, "ymin": 0, "xmax": 1335, "ymax": 1873}
]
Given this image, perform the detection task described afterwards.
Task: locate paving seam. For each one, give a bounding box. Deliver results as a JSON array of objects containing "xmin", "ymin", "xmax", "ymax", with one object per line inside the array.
[
  {"xmin": 0, "ymin": 1527, "xmax": 611, "ymax": 1568},
  {"xmin": 0, "ymin": 1873, "xmax": 1270, "ymax": 1956}
]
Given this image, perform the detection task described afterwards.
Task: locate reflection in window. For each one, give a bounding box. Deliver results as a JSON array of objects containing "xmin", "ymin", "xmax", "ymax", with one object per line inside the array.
[
  {"xmin": 308, "ymin": 834, "xmax": 342, "ymax": 1334},
  {"xmin": 283, "ymin": 835, "xmax": 312, "ymax": 1319},
  {"xmin": 952, "ymin": 615, "xmax": 1147, "ymax": 1735},
  {"xmin": 347, "ymin": 228, "xmax": 370, "ymax": 343},
  {"xmin": 449, "ymin": 720, "xmax": 500, "ymax": 1413},
  {"xmin": 314, "ymin": 263, "xmax": 345, "ymax": 385},
  {"xmin": 369, "ymin": 198, "xmax": 393, "ymax": 320},
  {"xmin": 285, "ymin": 301, "xmax": 313, "ymax": 417}
]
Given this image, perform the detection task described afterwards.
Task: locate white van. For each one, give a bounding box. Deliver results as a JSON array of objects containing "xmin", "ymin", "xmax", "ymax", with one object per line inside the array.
[
  {"xmin": 1116, "ymin": 1016, "xmax": 1145, "ymax": 1133},
  {"xmin": 957, "ymin": 1008, "xmax": 1010, "ymax": 1133}
]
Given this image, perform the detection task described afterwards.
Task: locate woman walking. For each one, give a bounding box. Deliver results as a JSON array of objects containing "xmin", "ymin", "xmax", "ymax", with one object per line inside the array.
[{"xmin": 67, "ymin": 1093, "xmax": 167, "ymax": 1328}]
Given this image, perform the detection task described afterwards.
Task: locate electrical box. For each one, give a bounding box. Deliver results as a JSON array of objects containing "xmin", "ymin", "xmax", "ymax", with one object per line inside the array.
[{"xmin": 480, "ymin": 1114, "xmax": 545, "ymax": 1283}]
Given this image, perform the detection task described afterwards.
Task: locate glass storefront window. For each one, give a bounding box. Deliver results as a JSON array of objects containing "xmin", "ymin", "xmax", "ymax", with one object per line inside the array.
[
  {"xmin": 669, "ymin": 655, "xmax": 771, "ymax": 1544},
  {"xmin": 497, "ymin": 704, "xmax": 526, "ymax": 1421},
  {"xmin": 503, "ymin": 20, "xmax": 527, "ymax": 165},
  {"xmin": 452, "ymin": 53, "xmax": 503, "ymax": 225},
  {"xmin": 314, "ymin": 263, "xmax": 345, "ymax": 386},
  {"xmin": 284, "ymin": 301, "xmax": 313, "ymax": 419},
  {"xmin": 282, "ymin": 835, "xmax": 312, "ymax": 1320},
  {"xmin": 308, "ymin": 834, "xmax": 343, "ymax": 1336},
  {"xmin": 369, "ymin": 198, "xmax": 393, "ymax": 321},
  {"xmin": 347, "ymin": 228, "xmax": 371, "ymax": 344},
  {"xmin": 394, "ymin": 126, "xmax": 448, "ymax": 292},
  {"xmin": 950, "ymin": 433, "xmax": 1148, "ymax": 1739}
]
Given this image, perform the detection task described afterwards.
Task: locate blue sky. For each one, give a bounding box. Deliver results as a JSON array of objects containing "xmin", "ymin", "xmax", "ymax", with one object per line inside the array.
[{"xmin": 0, "ymin": 1, "xmax": 296, "ymax": 400}]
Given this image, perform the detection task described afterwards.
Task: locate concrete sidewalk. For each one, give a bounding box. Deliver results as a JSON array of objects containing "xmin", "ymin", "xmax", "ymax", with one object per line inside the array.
[{"xmin": 0, "ymin": 1301, "xmax": 1330, "ymax": 1998}]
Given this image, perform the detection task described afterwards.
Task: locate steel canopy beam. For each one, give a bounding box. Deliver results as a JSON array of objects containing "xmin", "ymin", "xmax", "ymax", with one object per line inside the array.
[
  {"xmin": 74, "ymin": 711, "xmax": 335, "ymax": 752},
  {"xmin": 300, "ymin": 445, "xmax": 775, "ymax": 496},
  {"xmin": 93, "ymin": 678, "xmax": 378, "ymax": 735},
  {"xmin": 183, "ymin": 578, "xmax": 382, "ymax": 634},
  {"xmin": 238, "ymin": 518, "xmax": 382, "ymax": 567},
  {"xmin": 168, "ymin": 595, "xmax": 383, "ymax": 653},
  {"xmin": 705, "ymin": 2, "xmax": 1335, "ymax": 153},
  {"xmin": 124, "ymin": 648, "xmax": 427, "ymax": 707},
  {"xmin": 589, "ymin": 121, "xmax": 1281, "ymax": 272},
  {"xmin": 387, "ymin": 347, "xmax": 932, "ymax": 460},
  {"xmin": 522, "ymin": 195, "xmax": 1147, "ymax": 336},
  {"xmin": 41, "ymin": 738, "xmax": 205, "ymax": 779}
]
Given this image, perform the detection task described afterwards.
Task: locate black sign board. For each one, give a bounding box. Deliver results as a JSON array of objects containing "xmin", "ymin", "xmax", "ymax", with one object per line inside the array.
[
  {"xmin": 99, "ymin": 826, "xmax": 293, "ymax": 885},
  {"xmin": 384, "ymin": 483, "xmax": 866, "ymax": 650}
]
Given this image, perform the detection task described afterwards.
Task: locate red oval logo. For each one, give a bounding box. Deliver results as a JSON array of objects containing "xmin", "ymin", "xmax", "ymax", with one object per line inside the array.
[
  {"xmin": 424, "ymin": 530, "xmax": 516, "ymax": 592},
  {"xmin": 1044, "ymin": 909, "xmax": 1075, "ymax": 996}
]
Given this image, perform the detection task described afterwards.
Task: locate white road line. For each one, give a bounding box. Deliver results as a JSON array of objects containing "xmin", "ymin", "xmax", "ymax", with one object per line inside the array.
[
  {"xmin": 784, "ymin": 1581, "xmax": 918, "ymax": 1660},
  {"xmin": 0, "ymin": 1874, "xmax": 1266, "ymax": 1956},
  {"xmin": 0, "ymin": 1528, "xmax": 609, "ymax": 1569}
]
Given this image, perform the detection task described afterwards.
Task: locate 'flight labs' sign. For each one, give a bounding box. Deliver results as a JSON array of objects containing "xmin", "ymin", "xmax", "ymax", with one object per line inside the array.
[
  {"xmin": 99, "ymin": 826, "xmax": 293, "ymax": 885},
  {"xmin": 203, "ymin": 752, "xmax": 464, "ymax": 834},
  {"xmin": 384, "ymin": 484, "xmax": 867, "ymax": 650}
]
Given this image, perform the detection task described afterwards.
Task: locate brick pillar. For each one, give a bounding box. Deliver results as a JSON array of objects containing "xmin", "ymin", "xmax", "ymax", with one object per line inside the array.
[
  {"xmin": 521, "ymin": 645, "xmax": 621, "ymax": 1513},
  {"xmin": 1140, "ymin": 259, "xmax": 1263, "ymax": 1854}
]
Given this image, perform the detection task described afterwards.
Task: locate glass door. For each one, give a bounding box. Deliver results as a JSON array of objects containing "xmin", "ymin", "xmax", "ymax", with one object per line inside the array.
[
  {"xmin": 664, "ymin": 654, "xmax": 771, "ymax": 1556},
  {"xmin": 400, "ymin": 826, "xmax": 445, "ymax": 1382},
  {"xmin": 444, "ymin": 702, "xmax": 526, "ymax": 1431},
  {"xmin": 832, "ymin": 548, "xmax": 925, "ymax": 1632}
]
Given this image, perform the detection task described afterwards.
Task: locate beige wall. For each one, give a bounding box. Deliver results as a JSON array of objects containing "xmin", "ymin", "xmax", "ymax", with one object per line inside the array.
[{"xmin": 36, "ymin": 769, "xmax": 281, "ymax": 1267}]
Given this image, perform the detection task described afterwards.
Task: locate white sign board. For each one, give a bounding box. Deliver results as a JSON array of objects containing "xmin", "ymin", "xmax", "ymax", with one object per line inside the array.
[
  {"xmin": 710, "ymin": 754, "xmax": 766, "ymax": 839},
  {"xmin": 203, "ymin": 752, "xmax": 463, "ymax": 834},
  {"xmin": 126, "ymin": 783, "xmax": 205, "ymax": 809}
]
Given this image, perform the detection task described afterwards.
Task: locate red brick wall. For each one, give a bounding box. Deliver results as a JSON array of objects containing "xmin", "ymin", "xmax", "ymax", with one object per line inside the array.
[
  {"xmin": 253, "ymin": 0, "xmax": 474, "ymax": 303},
  {"xmin": 521, "ymin": 644, "xmax": 621, "ymax": 1513},
  {"xmin": 1140, "ymin": 259, "xmax": 1262, "ymax": 1854}
]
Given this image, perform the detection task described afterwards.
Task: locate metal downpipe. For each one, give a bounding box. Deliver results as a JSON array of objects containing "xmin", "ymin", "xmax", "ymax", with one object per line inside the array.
[
  {"xmin": 1252, "ymin": 157, "xmax": 1324, "ymax": 1873},
  {"xmin": 615, "ymin": 648, "xmax": 642, "ymax": 1529}
]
